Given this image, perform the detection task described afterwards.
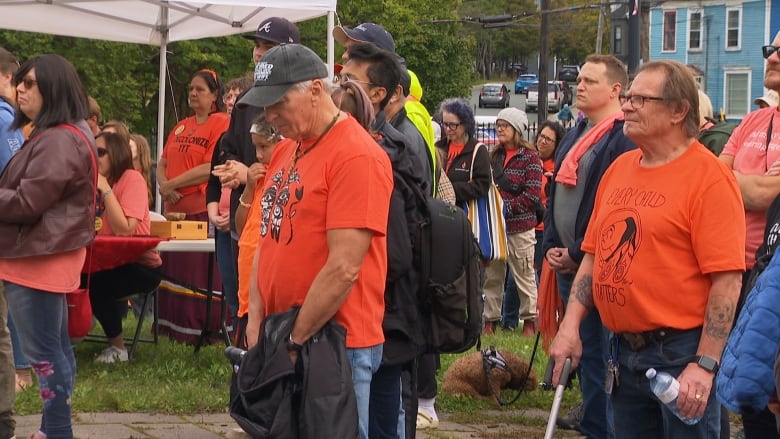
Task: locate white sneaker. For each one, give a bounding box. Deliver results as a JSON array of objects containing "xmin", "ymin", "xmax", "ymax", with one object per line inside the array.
[{"xmin": 95, "ymin": 346, "xmax": 129, "ymax": 363}]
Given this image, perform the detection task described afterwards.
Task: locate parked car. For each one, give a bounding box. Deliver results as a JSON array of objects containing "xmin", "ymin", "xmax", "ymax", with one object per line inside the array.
[
  {"xmin": 558, "ymin": 65, "xmax": 580, "ymax": 82},
  {"xmin": 475, "ymin": 115, "xmax": 499, "ymax": 148},
  {"xmin": 526, "ymin": 82, "xmax": 565, "ymax": 113},
  {"xmin": 550, "ymin": 80, "xmax": 573, "ymax": 105},
  {"xmin": 514, "ymin": 73, "xmax": 538, "ymax": 94},
  {"xmin": 478, "ymin": 83, "xmax": 510, "ymax": 108}
]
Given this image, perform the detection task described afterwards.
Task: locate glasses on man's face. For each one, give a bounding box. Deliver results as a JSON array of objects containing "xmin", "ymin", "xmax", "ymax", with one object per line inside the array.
[
  {"xmin": 442, "ymin": 122, "xmax": 461, "ymax": 130},
  {"xmin": 495, "ymin": 122, "xmax": 511, "ymax": 131},
  {"xmin": 97, "ymin": 148, "xmax": 108, "ymax": 158},
  {"xmin": 341, "ymin": 73, "xmax": 378, "ymax": 88},
  {"xmin": 18, "ymin": 77, "xmax": 36, "ymax": 90},
  {"xmin": 623, "ymin": 94, "xmax": 666, "ymax": 109},
  {"xmin": 538, "ymin": 134, "xmax": 555, "ymax": 144},
  {"xmin": 763, "ymin": 45, "xmax": 780, "ymax": 59}
]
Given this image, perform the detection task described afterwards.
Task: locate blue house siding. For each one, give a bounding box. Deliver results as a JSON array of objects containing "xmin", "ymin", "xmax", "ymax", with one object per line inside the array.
[{"xmin": 648, "ymin": 0, "xmax": 770, "ymax": 121}]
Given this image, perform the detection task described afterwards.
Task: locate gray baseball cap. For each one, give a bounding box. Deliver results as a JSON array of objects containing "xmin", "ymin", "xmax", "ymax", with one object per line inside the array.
[{"xmin": 237, "ymin": 44, "xmax": 328, "ymax": 109}]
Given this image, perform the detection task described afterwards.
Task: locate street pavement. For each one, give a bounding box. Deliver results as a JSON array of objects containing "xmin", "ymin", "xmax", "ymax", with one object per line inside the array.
[{"xmin": 13, "ymin": 409, "xmax": 579, "ymax": 439}]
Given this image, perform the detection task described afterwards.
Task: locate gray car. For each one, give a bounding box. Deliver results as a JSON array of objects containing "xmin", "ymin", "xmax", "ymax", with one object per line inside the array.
[{"xmin": 478, "ymin": 83, "xmax": 510, "ymax": 108}]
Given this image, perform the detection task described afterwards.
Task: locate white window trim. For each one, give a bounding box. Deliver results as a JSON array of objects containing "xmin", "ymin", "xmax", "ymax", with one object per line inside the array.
[
  {"xmin": 662, "ymin": 9, "xmax": 677, "ymax": 53},
  {"xmin": 723, "ymin": 67, "xmax": 751, "ymax": 119},
  {"xmin": 687, "ymin": 9, "xmax": 703, "ymax": 52},
  {"xmin": 725, "ymin": 6, "xmax": 742, "ymax": 51}
]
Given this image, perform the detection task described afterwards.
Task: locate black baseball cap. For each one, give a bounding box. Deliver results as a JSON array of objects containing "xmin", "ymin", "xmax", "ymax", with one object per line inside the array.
[
  {"xmin": 242, "ymin": 17, "xmax": 301, "ymax": 44},
  {"xmin": 237, "ymin": 44, "xmax": 329, "ymax": 109},
  {"xmin": 333, "ymin": 23, "xmax": 395, "ymax": 53}
]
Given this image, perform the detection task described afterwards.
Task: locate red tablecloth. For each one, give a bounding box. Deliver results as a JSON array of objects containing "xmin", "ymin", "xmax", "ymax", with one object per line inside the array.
[{"xmin": 82, "ymin": 235, "xmax": 167, "ymax": 273}]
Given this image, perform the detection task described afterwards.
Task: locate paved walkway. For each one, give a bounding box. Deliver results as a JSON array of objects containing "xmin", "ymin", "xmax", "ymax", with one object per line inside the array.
[{"xmin": 13, "ymin": 409, "xmax": 573, "ymax": 439}]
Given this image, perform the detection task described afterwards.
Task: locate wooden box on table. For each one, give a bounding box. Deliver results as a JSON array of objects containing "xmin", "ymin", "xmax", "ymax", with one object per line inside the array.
[{"xmin": 150, "ymin": 221, "xmax": 208, "ymax": 240}]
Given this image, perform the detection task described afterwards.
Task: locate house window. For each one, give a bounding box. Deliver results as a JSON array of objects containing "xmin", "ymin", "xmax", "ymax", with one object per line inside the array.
[
  {"xmin": 726, "ymin": 8, "xmax": 741, "ymax": 49},
  {"xmin": 663, "ymin": 10, "xmax": 676, "ymax": 52},
  {"xmin": 724, "ymin": 70, "xmax": 750, "ymax": 118},
  {"xmin": 688, "ymin": 11, "xmax": 702, "ymax": 50},
  {"xmin": 614, "ymin": 26, "xmax": 622, "ymax": 54}
]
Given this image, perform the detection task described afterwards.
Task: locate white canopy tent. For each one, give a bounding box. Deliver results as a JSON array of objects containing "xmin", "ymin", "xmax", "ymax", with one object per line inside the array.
[{"xmin": 0, "ymin": 0, "xmax": 337, "ymax": 163}]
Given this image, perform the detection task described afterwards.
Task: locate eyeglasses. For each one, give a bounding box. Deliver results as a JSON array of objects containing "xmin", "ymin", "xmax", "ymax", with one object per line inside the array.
[
  {"xmin": 341, "ymin": 73, "xmax": 378, "ymax": 87},
  {"xmin": 763, "ymin": 45, "xmax": 780, "ymax": 59},
  {"xmin": 442, "ymin": 122, "xmax": 461, "ymax": 130},
  {"xmin": 623, "ymin": 94, "xmax": 666, "ymax": 109},
  {"xmin": 97, "ymin": 148, "xmax": 108, "ymax": 158},
  {"xmin": 18, "ymin": 77, "xmax": 36, "ymax": 90},
  {"xmin": 495, "ymin": 122, "xmax": 511, "ymax": 131},
  {"xmin": 538, "ymin": 134, "xmax": 555, "ymax": 144}
]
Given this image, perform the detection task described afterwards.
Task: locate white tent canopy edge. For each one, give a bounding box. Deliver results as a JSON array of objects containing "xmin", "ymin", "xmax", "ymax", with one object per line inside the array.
[{"xmin": 0, "ymin": 0, "xmax": 336, "ymax": 210}]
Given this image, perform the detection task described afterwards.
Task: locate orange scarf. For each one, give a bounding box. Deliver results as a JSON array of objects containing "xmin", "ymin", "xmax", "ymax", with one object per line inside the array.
[{"xmin": 555, "ymin": 111, "xmax": 624, "ymax": 187}]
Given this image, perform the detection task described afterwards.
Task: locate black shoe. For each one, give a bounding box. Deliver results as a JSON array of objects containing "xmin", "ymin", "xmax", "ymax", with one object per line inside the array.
[{"xmin": 556, "ymin": 403, "xmax": 583, "ymax": 432}]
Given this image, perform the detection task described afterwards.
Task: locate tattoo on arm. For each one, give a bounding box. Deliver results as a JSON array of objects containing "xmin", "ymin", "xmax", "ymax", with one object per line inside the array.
[
  {"xmin": 573, "ymin": 274, "xmax": 594, "ymax": 309},
  {"xmin": 704, "ymin": 297, "xmax": 735, "ymax": 340}
]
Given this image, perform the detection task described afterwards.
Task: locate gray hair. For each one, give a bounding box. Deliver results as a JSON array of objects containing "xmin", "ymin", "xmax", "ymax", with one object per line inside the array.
[{"xmin": 293, "ymin": 77, "xmax": 334, "ymax": 94}]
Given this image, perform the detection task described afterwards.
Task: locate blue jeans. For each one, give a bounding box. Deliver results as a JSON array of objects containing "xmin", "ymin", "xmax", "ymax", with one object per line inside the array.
[
  {"xmin": 215, "ymin": 230, "xmax": 237, "ymax": 321},
  {"xmin": 8, "ymin": 313, "xmax": 30, "ymax": 369},
  {"xmin": 348, "ymin": 344, "xmax": 383, "ymax": 439},
  {"xmin": 369, "ymin": 364, "xmax": 402, "ymax": 439},
  {"xmin": 613, "ymin": 328, "xmax": 721, "ymax": 438},
  {"xmin": 501, "ymin": 270, "xmax": 520, "ymax": 329},
  {"xmin": 5, "ymin": 282, "xmax": 76, "ymax": 439},
  {"xmin": 558, "ymin": 272, "xmax": 614, "ymax": 439}
]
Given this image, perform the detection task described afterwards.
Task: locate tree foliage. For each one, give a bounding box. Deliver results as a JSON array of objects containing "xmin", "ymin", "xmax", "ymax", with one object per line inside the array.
[{"xmin": 0, "ymin": 0, "xmax": 602, "ymax": 149}]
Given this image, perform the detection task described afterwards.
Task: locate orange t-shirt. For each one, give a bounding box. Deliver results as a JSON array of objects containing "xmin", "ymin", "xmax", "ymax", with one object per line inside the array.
[
  {"xmin": 582, "ymin": 142, "xmax": 745, "ymax": 332},
  {"xmin": 0, "ymin": 248, "xmax": 86, "ymax": 293},
  {"xmin": 256, "ymin": 116, "xmax": 393, "ymax": 348},
  {"xmin": 99, "ymin": 169, "xmax": 161, "ymax": 268},
  {"xmin": 236, "ymin": 177, "xmax": 265, "ymax": 318},
  {"xmin": 721, "ymin": 107, "xmax": 780, "ymax": 268},
  {"xmin": 162, "ymin": 113, "xmax": 229, "ymax": 214},
  {"xmin": 535, "ymin": 157, "xmax": 555, "ymax": 232}
]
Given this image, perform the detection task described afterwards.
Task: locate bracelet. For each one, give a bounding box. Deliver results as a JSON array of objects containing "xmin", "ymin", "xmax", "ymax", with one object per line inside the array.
[
  {"xmin": 238, "ymin": 195, "xmax": 251, "ymax": 208},
  {"xmin": 102, "ymin": 188, "xmax": 113, "ymax": 197}
]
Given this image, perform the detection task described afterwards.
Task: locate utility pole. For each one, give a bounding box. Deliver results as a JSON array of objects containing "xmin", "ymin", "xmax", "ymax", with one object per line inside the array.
[
  {"xmin": 538, "ymin": 0, "xmax": 551, "ymax": 126},
  {"xmin": 595, "ymin": 0, "xmax": 606, "ymax": 54},
  {"xmin": 627, "ymin": 0, "xmax": 641, "ymax": 73}
]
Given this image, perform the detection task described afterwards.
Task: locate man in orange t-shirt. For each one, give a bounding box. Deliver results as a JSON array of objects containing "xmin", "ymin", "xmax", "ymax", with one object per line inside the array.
[
  {"xmin": 238, "ymin": 44, "xmax": 393, "ymax": 439},
  {"xmin": 550, "ymin": 61, "xmax": 745, "ymax": 438}
]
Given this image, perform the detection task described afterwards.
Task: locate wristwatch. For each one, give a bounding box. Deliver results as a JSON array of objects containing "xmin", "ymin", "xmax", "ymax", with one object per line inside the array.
[
  {"xmin": 286, "ymin": 333, "xmax": 303, "ymax": 352},
  {"xmin": 695, "ymin": 355, "xmax": 719, "ymax": 374}
]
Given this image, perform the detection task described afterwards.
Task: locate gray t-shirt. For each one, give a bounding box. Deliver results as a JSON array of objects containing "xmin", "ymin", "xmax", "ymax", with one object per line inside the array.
[{"xmin": 553, "ymin": 124, "xmax": 596, "ymax": 248}]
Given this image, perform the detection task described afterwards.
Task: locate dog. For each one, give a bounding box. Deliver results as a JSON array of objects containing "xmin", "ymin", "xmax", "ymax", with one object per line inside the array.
[{"xmin": 442, "ymin": 349, "xmax": 537, "ymax": 404}]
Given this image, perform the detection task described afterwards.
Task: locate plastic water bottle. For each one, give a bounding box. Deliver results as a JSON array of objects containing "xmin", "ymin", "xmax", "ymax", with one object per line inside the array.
[{"xmin": 646, "ymin": 368, "xmax": 701, "ymax": 425}]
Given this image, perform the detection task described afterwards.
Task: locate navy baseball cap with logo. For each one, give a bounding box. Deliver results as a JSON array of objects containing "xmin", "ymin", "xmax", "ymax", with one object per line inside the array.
[
  {"xmin": 333, "ymin": 22, "xmax": 395, "ymax": 53},
  {"xmin": 237, "ymin": 44, "xmax": 328, "ymax": 109},
  {"xmin": 243, "ymin": 17, "xmax": 301, "ymax": 44}
]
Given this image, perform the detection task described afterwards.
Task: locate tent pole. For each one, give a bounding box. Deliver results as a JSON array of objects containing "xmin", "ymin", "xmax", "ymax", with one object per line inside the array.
[
  {"xmin": 327, "ymin": 11, "xmax": 334, "ymax": 77},
  {"xmin": 155, "ymin": 6, "xmax": 169, "ymax": 214}
]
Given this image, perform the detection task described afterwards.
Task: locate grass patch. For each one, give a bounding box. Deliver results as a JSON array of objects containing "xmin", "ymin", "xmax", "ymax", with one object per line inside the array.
[
  {"xmin": 14, "ymin": 315, "xmax": 583, "ymax": 427},
  {"xmin": 14, "ymin": 315, "xmax": 232, "ymax": 415}
]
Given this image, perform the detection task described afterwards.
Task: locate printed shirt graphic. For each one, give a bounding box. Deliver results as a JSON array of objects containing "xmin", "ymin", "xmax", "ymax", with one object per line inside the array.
[
  {"xmin": 582, "ymin": 142, "xmax": 745, "ymax": 332},
  {"xmin": 162, "ymin": 113, "xmax": 229, "ymax": 197},
  {"xmin": 721, "ymin": 107, "xmax": 780, "ymax": 269},
  {"xmin": 255, "ymin": 116, "xmax": 394, "ymax": 348}
]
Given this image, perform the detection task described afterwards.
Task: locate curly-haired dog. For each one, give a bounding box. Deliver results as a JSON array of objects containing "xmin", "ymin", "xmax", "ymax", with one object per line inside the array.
[{"xmin": 442, "ymin": 349, "xmax": 537, "ymax": 404}]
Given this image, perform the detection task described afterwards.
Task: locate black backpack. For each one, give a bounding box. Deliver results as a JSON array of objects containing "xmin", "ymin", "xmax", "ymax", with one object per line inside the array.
[
  {"xmin": 698, "ymin": 117, "xmax": 738, "ymax": 156},
  {"xmin": 415, "ymin": 193, "xmax": 484, "ymax": 353},
  {"xmin": 373, "ymin": 114, "xmax": 484, "ymax": 356}
]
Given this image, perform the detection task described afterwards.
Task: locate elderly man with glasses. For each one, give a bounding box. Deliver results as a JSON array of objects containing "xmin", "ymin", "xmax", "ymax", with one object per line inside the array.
[
  {"xmin": 717, "ymin": 31, "xmax": 780, "ymax": 439},
  {"xmin": 550, "ymin": 59, "xmax": 745, "ymax": 439}
]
